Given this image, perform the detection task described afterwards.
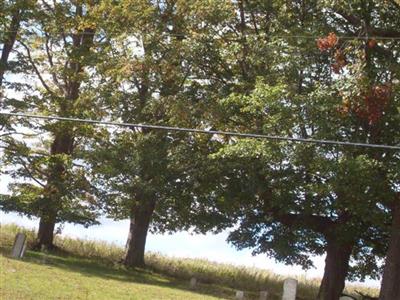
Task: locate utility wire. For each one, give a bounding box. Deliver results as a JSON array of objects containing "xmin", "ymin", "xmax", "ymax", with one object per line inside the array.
[
  {"xmin": 1, "ymin": 112, "xmax": 399, "ymax": 150},
  {"xmin": 2, "ymin": 30, "xmax": 400, "ymax": 40}
]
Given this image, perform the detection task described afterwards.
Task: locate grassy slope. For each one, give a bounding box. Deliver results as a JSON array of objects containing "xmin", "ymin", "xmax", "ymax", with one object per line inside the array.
[
  {"xmin": 0, "ymin": 224, "xmax": 379, "ymax": 300},
  {"xmin": 1, "ymin": 253, "xmax": 228, "ymax": 300}
]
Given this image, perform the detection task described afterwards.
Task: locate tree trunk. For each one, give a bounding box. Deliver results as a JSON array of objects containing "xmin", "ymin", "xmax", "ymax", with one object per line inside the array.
[
  {"xmin": 35, "ymin": 133, "xmax": 73, "ymax": 249},
  {"xmin": 317, "ymin": 237, "xmax": 354, "ymax": 300},
  {"xmin": 124, "ymin": 198, "xmax": 156, "ymax": 268},
  {"xmin": 36, "ymin": 213, "xmax": 56, "ymax": 249},
  {"xmin": 379, "ymin": 199, "xmax": 400, "ymax": 300},
  {"xmin": 33, "ymin": 5, "xmax": 94, "ymax": 250},
  {"xmin": 0, "ymin": 8, "xmax": 20, "ymax": 86}
]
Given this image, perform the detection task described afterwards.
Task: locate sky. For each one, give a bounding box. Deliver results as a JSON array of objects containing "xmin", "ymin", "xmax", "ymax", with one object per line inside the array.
[{"xmin": 0, "ymin": 175, "xmax": 380, "ymax": 288}]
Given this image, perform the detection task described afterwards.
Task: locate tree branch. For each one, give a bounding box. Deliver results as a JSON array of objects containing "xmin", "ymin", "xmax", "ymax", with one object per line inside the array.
[
  {"xmin": 334, "ymin": 9, "xmax": 400, "ymax": 38},
  {"xmin": 44, "ymin": 31, "xmax": 64, "ymax": 93},
  {"xmin": 15, "ymin": 156, "xmax": 46, "ymax": 188},
  {"xmin": 0, "ymin": 6, "xmax": 21, "ymax": 86},
  {"xmin": 271, "ymin": 210, "xmax": 334, "ymax": 234},
  {"xmin": 19, "ymin": 40, "xmax": 56, "ymax": 96}
]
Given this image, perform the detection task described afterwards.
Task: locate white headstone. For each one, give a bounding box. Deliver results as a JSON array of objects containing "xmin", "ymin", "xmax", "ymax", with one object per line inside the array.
[
  {"xmin": 282, "ymin": 278, "xmax": 297, "ymax": 300},
  {"xmin": 260, "ymin": 290, "xmax": 269, "ymax": 300},
  {"xmin": 20, "ymin": 242, "xmax": 27, "ymax": 258},
  {"xmin": 41, "ymin": 245, "xmax": 48, "ymax": 264},
  {"xmin": 339, "ymin": 297, "xmax": 354, "ymax": 300},
  {"xmin": 11, "ymin": 233, "xmax": 26, "ymax": 258},
  {"xmin": 236, "ymin": 290, "xmax": 245, "ymax": 300},
  {"xmin": 190, "ymin": 277, "xmax": 197, "ymax": 288}
]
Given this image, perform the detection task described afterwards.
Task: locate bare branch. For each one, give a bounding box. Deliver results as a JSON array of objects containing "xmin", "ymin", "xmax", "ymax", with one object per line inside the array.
[
  {"xmin": 0, "ymin": 131, "xmax": 40, "ymax": 138},
  {"xmin": 44, "ymin": 31, "xmax": 64, "ymax": 92},
  {"xmin": 334, "ymin": 9, "xmax": 400, "ymax": 38},
  {"xmin": 19, "ymin": 40, "xmax": 56, "ymax": 96},
  {"xmin": 15, "ymin": 156, "xmax": 46, "ymax": 188}
]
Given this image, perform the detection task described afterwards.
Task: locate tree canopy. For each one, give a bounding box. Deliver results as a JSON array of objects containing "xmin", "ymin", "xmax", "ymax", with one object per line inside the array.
[{"xmin": 1, "ymin": 1, "xmax": 399, "ymax": 299}]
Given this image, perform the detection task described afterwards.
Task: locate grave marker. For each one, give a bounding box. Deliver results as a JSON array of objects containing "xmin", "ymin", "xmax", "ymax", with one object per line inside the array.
[
  {"xmin": 260, "ymin": 290, "xmax": 269, "ymax": 300},
  {"xmin": 282, "ymin": 278, "xmax": 297, "ymax": 300},
  {"xmin": 20, "ymin": 242, "xmax": 27, "ymax": 258},
  {"xmin": 190, "ymin": 277, "xmax": 197, "ymax": 288},
  {"xmin": 41, "ymin": 245, "xmax": 48, "ymax": 264},
  {"xmin": 235, "ymin": 290, "xmax": 245, "ymax": 300},
  {"xmin": 11, "ymin": 233, "xmax": 26, "ymax": 259}
]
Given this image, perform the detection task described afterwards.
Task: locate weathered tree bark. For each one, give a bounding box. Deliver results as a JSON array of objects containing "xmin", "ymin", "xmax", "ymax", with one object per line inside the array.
[
  {"xmin": 0, "ymin": 8, "xmax": 21, "ymax": 86},
  {"xmin": 37, "ymin": 213, "xmax": 57, "ymax": 248},
  {"xmin": 379, "ymin": 199, "xmax": 400, "ymax": 300},
  {"xmin": 317, "ymin": 237, "xmax": 354, "ymax": 300},
  {"xmin": 124, "ymin": 197, "xmax": 156, "ymax": 268},
  {"xmin": 264, "ymin": 198, "xmax": 355, "ymax": 300},
  {"xmin": 35, "ymin": 132, "xmax": 74, "ymax": 249}
]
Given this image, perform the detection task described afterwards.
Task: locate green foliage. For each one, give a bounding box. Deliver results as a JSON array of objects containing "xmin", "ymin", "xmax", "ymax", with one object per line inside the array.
[
  {"xmin": 183, "ymin": 1, "xmax": 400, "ymax": 284},
  {"xmin": 1, "ymin": 1, "xmax": 108, "ymax": 229},
  {"xmin": 1, "ymin": 0, "xmax": 399, "ymax": 292}
]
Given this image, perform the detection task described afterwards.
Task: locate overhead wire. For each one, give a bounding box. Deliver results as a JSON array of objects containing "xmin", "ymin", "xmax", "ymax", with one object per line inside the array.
[
  {"xmin": 2, "ymin": 30, "xmax": 400, "ymax": 40},
  {"xmin": 1, "ymin": 112, "xmax": 399, "ymax": 151},
  {"xmin": 1, "ymin": 27, "xmax": 399, "ymax": 151}
]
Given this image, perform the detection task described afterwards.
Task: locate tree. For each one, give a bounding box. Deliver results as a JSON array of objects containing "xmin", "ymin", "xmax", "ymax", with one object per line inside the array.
[
  {"xmin": 379, "ymin": 195, "xmax": 400, "ymax": 300},
  {"xmin": 0, "ymin": 2, "xmax": 398, "ymax": 298},
  {"xmin": 317, "ymin": 2, "xmax": 400, "ymax": 298},
  {"xmin": 185, "ymin": 1, "xmax": 399, "ymax": 299},
  {"xmin": 205, "ymin": 81, "xmax": 392, "ymax": 300},
  {"xmin": 86, "ymin": 0, "xmax": 238, "ymax": 267},
  {"xmin": 1, "ymin": 0, "xmax": 105, "ymax": 248}
]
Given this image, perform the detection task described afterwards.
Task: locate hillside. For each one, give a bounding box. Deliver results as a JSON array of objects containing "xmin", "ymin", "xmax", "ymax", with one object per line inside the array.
[{"xmin": 0, "ymin": 224, "xmax": 378, "ymax": 300}]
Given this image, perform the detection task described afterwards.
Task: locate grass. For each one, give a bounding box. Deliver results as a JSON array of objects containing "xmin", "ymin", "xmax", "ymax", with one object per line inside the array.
[
  {"xmin": 0, "ymin": 223, "xmax": 379, "ymax": 299},
  {"xmin": 1, "ymin": 254, "xmax": 224, "ymax": 300}
]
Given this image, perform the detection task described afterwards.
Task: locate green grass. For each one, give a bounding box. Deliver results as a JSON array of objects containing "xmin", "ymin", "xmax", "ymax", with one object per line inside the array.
[
  {"xmin": 1, "ymin": 254, "xmax": 225, "ymax": 300},
  {"xmin": 0, "ymin": 223, "xmax": 379, "ymax": 300}
]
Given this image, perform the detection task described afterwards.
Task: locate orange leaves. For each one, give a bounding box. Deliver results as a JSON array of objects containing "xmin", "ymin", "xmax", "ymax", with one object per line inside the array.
[
  {"xmin": 317, "ymin": 33, "xmax": 347, "ymax": 73},
  {"xmin": 317, "ymin": 32, "xmax": 338, "ymax": 51},
  {"xmin": 331, "ymin": 50, "xmax": 347, "ymax": 74}
]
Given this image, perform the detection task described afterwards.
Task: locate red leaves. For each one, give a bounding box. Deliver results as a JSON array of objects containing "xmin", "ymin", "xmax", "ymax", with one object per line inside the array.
[
  {"xmin": 368, "ymin": 39, "xmax": 377, "ymax": 48},
  {"xmin": 318, "ymin": 33, "xmax": 391, "ymax": 125},
  {"xmin": 331, "ymin": 63, "xmax": 342, "ymax": 74},
  {"xmin": 317, "ymin": 32, "xmax": 338, "ymax": 51},
  {"xmin": 361, "ymin": 85, "xmax": 391, "ymax": 125},
  {"xmin": 342, "ymin": 85, "xmax": 392, "ymax": 125}
]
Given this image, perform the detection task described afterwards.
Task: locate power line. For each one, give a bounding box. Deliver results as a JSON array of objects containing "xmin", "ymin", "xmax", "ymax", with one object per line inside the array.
[
  {"xmin": 1, "ymin": 112, "xmax": 399, "ymax": 151},
  {"xmin": 2, "ymin": 30, "xmax": 400, "ymax": 40}
]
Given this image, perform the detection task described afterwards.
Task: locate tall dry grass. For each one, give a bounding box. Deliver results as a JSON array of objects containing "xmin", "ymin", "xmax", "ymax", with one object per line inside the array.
[{"xmin": 0, "ymin": 223, "xmax": 379, "ymax": 299}]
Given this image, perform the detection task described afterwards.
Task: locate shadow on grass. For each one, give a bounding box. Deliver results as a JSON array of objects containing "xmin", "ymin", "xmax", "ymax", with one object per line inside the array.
[{"xmin": 0, "ymin": 245, "xmax": 235, "ymax": 300}]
